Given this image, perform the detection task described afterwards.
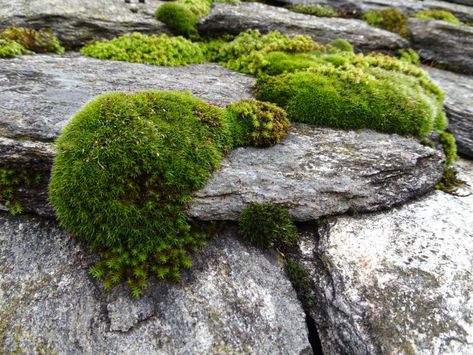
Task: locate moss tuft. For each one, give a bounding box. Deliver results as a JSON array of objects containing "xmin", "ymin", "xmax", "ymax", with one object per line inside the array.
[
  {"xmin": 435, "ymin": 166, "xmax": 467, "ymax": 194},
  {"xmin": 413, "ymin": 9, "xmax": 464, "ymax": 26},
  {"xmin": 0, "ymin": 27, "xmax": 64, "ymax": 54},
  {"xmin": 287, "ymin": 4, "xmax": 338, "ymax": 17},
  {"xmin": 362, "ymin": 8, "xmax": 409, "ymax": 38},
  {"xmin": 328, "ymin": 38, "xmax": 353, "ymax": 53},
  {"xmin": 238, "ymin": 203, "xmax": 298, "ymax": 249},
  {"xmin": 226, "ymin": 99, "xmax": 290, "ymax": 147},
  {"xmin": 0, "ymin": 38, "xmax": 30, "ymax": 58},
  {"xmin": 80, "ymin": 32, "xmax": 204, "ymax": 65},
  {"xmin": 176, "ymin": 0, "xmax": 212, "ymax": 17},
  {"xmin": 286, "ymin": 260, "xmax": 315, "ymax": 308},
  {"xmin": 438, "ymin": 131, "xmax": 457, "ymax": 166},
  {"xmin": 0, "ymin": 168, "xmax": 42, "ymax": 215},
  {"xmin": 397, "ymin": 48, "xmax": 420, "ymax": 65},
  {"xmin": 155, "ymin": 3, "xmax": 198, "ymax": 37}
]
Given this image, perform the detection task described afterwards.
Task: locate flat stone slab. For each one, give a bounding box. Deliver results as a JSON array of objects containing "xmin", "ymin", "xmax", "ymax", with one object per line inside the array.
[
  {"xmin": 409, "ymin": 18, "xmax": 473, "ymax": 75},
  {"xmin": 425, "ymin": 66, "xmax": 473, "ymax": 158},
  {"xmin": 0, "ymin": 217, "xmax": 311, "ymax": 354},
  {"xmin": 292, "ymin": 158, "xmax": 473, "ymax": 354},
  {"xmin": 199, "ymin": 2, "xmax": 408, "ymax": 52},
  {"xmin": 0, "ymin": 54, "xmax": 255, "ymax": 142},
  {"xmin": 0, "ymin": 0, "xmax": 169, "ymax": 48}
]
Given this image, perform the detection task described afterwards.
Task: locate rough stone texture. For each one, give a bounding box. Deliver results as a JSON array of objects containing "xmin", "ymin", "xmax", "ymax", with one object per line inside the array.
[
  {"xmin": 0, "ymin": 0, "xmax": 169, "ymax": 48},
  {"xmin": 425, "ymin": 66, "xmax": 473, "ymax": 158},
  {"xmin": 0, "ymin": 54, "xmax": 255, "ymax": 142},
  {"xmin": 275, "ymin": 0, "xmax": 473, "ymax": 23},
  {"xmin": 189, "ymin": 124, "xmax": 445, "ymax": 221},
  {"xmin": 292, "ymin": 158, "xmax": 473, "ymax": 355},
  {"xmin": 409, "ymin": 18, "xmax": 473, "ymax": 75},
  {"xmin": 199, "ymin": 2, "xmax": 408, "ymax": 52},
  {"xmin": 0, "ymin": 218, "xmax": 311, "ymax": 354}
]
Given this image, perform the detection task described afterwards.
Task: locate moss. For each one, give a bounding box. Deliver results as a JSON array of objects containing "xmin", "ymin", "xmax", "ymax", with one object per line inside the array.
[
  {"xmin": 435, "ymin": 166, "xmax": 466, "ymax": 194},
  {"xmin": 397, "ymin": 48, "xmax": 420, "ymax": 65},
  {"xmin": 0, "ymin": 27, "xmax": 64, "ymax": 54},
  {"xmin": 328, "ymin": 38, "xmax": 353, "ymax": 53},
  {"xmin": 0, "ymin": 38, "xmax": 30, "ymax": 58},
  {"xmin": 362, "ymin": 8, "xmax": 409, "ymax": 38},
  {"xmin": 80, "ymin": 32, "xmax": 204, "ymax": 66},
  {"xmin": 286, "ymin": 260, "xmax": 315, "ymax": 309},
  {"xmin": 438, "ymin": 131, "xmax": 457, "ymax": 166},
  {"xmin": 155, "ymin": 3, "xmax": 198, "ymax": 37},
  {"xmin": 238, "ymin": 203, "xmax": 298, "ymax": 249},
  {"xmin": 287, "ymin": 4, "xmax": 338, "ymax": 17},
  {"xmin": 0, "ymin": 168, "xmax": 42, "ymax": 215},
  {"xmin": 226, "ymin": 99, "xmax": 290, "ymax": 147},
  {"xmin": 413, "ymin": 9, "xmax": 464, "ymax": 26},
  {"xmin": 176, "ymin": 0, "xmax": 212, "ymax": 17}
]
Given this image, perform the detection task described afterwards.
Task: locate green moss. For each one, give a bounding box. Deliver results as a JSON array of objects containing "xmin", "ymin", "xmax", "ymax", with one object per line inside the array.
[
  {"xmin": 0, "ymin": 168, "xmax": 42, "ymax": 215},
  {"xmin": 438, "ymin": 132, "xmax": 457, "ymax": 166},
  {"xmin": 0, "ymin": 38, "xmax": 30, "ymax": 58},
  {"xmin": 155, "ymin": 3, "xmax": 198, "ymax": 37},
  {"xmin": 226, "ymin": 99, "xmax": 290, "ymax": 147},
  {"xmin": 287, "ymin": 4, "xmax": 338, "ymax": 17},
  {"xmin": 413, "ymin": 9, "xmax": 464, "ymax": 26},
  {"xmin": 362, "ymin": 8, "xmax": 409, "ymax": 38},
  {"xmin": 397, "ymin": 48, "xmax": 420, "ymax": 65},
  {"xmin": 0, "ymin": 27, "xmax": 64, "ymax": 54},
  {"xmin": 176, "ymin": 0, "xmax": 212, "ymax": 17},
  {"xmin": 435, "ymin": 166, "xmax": 465, "ymax": 194},
  {"xmin": 328, "ymin": 38, "xmax": 353, "ymax": 53},
  {"xmin": 286, "ymin": 260, "xmax": 315, "ymax": 308},
  {"xmin": 238, "ymin": 203, "xmax": 298, "ymax": 249},
  {"xmin": 80, "ymin": 33, "xmax": 204, "ymax": 65}
]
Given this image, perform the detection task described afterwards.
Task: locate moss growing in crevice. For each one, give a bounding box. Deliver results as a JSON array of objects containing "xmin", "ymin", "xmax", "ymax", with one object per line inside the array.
[
  {"xmin": 362, "ymin": 8, "xmax": 409, "ymax": 38},
  {"xmin": 80, "ymin": 32, "xmax": 204, "ymax": 65},
  {"xmin": 287, "ymin": 4, "xmax": 339, "ymax": 17},
  {"xmin": 286, "ymin": 259, "xmax": 316, "ymax": 309},
  {"xmin": 0, "ymin": 168, "xmax": 42, "ymax": 215},
  {"xmin": 413, "ymin": 9, "xmax": 465, "ymax": 26}
]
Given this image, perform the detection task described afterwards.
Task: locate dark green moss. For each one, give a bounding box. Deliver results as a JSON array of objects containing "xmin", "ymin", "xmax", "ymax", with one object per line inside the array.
[
  {"xmin": 286, "ymin": 260, "xmax": 315, "ymax": 308},
  {"xmin": 413, "ymin": 9, "xmax": 464, "ymax": 26},
  {"xmin": 0, "ymin": 168, "xmax": 42, "ymax": 215},
  {"xmin": 435, "ymin": 166, "xmax": 466, "ymax": 194},
  {"xmin": 80, "ymin": 32, "xmax": 204, "ymax": 65},
  {"xmin": 362, "ymin": 8, "xmax": 409, "ymax": 38},
  {"xmin": 155, "ymin": 3, "xmax": 198, "ymax": 38},
  {"xmin": 287, "ymin": 4, "xmax": 338, "ymax": 17},
  {"xmin": 0, "ymin": 27, "xmax": 64, "ymax": 54},
  {"xmin": 238, "ymin": 203, "xmax": 298, "ymax": 249}
]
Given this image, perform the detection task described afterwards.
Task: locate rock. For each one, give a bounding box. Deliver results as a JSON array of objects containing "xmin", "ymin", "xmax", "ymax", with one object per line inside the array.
[
  {"xmin": 189, "ymin": 124, "xmax": 444, "ymax": 221},
  {"xmin": 199, "ymin": 2, "xmax": 408, "ymax": 52},
  {"xmin": 0, "ymin": 53, "xmax": 255, "ymax": 142},
  {"xmin": 424, "ymin": 66, "xmax": 473, "ymax": 158},
  {"xmin": 409, "ymin": 18, "xmax": 473, "ymax": 75},
  {"xmin": 275, "ymin": 0, "xmax": 473, "ymax": 24},
  {"xmin": 0, "ymin": 0, "xmax": 169, "ymax": 48},
  {"xmin": 0, "ymin": 215, "xmax": 311, "ymax": 354},
  {"xmin": 291, "ymin": 158, "xmax": 473, "ymax": 354}
]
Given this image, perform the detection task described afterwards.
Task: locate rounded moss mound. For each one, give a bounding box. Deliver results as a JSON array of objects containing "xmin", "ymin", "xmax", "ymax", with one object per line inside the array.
[
  {"xmin": 0, "ymin": 27, "xmax": 64, "ymax": 54},
  {"xmin": 80, "ymin": 32, "xmax": 204, "ymax": 66},
  {"xmin": 413, "ymin": 9, "xmax": 464, "ymax": 26},
  {"xmin": 328, "ymin": 38, "xmax": 353, "ymax": 53},
  {"xmin": 239, "ymin": 203, "xmax": 298, "ymax": 249},
  {"xmin": 155, "ymin": 3, "xmax": 198, "ymax": 37},
  {"xmin": 362, "ymin": 8, "xmax": 409, "ymax": 38},
  {"xmin": 226, "ymin": 99, "xmax": 290, "ymax": 147},
  {"xmin": 0, "ymin": 38, "xmax": 30, "ymax": 58}
]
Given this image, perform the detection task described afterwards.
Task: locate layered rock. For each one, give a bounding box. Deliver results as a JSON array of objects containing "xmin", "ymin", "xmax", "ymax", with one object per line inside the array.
[
  {"xmin": 409, "ymin": 18, "xmax": 473, "ymax": 75},
  {"xmin": 0, "ymin": 0, "xmax": 168, "ymax": 48},
  {"xmin": 0, "ymin": 215, "xmax": 311, "ymax": 354},
  {"xmin": 199, "ymin": 2, "xmax": 408, "ymax": 52},
  {"xmin": 425, "ymin": 66, "xmax": 473, "ymax": 157},
  {"xmin": 291, "ymin": 158, "xmax": 473, "ymax": 354}
]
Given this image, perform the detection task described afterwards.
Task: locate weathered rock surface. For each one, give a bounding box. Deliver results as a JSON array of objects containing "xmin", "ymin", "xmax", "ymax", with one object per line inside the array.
[
  {"xmin": 409, "ymin": 18, "xmax": 473, "ymax": 75},
  {"xmin": 425, "ymin": 66, "xmax": 473, "ymax": 158},
  {"xmin": 292, "ymin": 158, "xmax": 473, "ymax": 354},
  {"xmin": 189, "ymin": 124, "xmax": 445, "ymax": 221},
  {"xmin": 0, "ymin": 217, "xmax": 311, "ymax": 354},
  {"xmin": 275, "ymin": 0, "xmax": 473, "ymax": 23},
  {"xmin": 0, "ymin": 54, "xmax": 255, "ymax": 142},
  {"xmin": 199, "ymin": 2, "xmax": 408, "ymax": 52},
  {"xmin": 0, "ymin": 0, "xmax": 169, "ymax": 48}
]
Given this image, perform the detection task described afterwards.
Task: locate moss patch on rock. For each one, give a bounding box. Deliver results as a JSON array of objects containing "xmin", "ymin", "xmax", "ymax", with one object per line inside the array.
[
  {"xmin": 413, "ymin": 9, "xmax": 464, "ymax": 26},
  {"xmin": 0, "ymin": 38, "xmax": 30, "ymax": 58},
  {"xmin": 362, "ymin": 8, "xmax": 409, "ymax": 38},
  {"xmin": 0, "ymin": 168, "xmax": 42, "ymax": 215},
  {"xmin": 0, "ymin": 27, "xmax": 64, "ymax": 58},
  {"xmin": 155, "ymin": 3, "xmax": 198, "ymax": 38},
  {"xmin": 287, "ymin": 4, "xmax": 339, "ymax": 17},
  {"xmin": 80, "ymin": 32, "xmax": 204, "ymax": 66}
]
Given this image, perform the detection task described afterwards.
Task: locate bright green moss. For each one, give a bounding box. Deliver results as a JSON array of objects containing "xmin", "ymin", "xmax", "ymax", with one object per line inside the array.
[
  {"xmin": 413, "ymin": 9, "xmax": 464, "ymax": 26},
  {"xmin": 226, "ymin": 99, "xmax": 290, "ymax": 147},
  {"xmin": 238, "ymin": 203, "xmax": 298, "ymax": 249},
  {"xmin": 328, "ymin": 38, "xmax": 354, "ymax": 53},
  {"xmin": 397, "ymin": 48, "xmax": 420, "ymax": 65},
  {"xmin": 0, "ymin": 27, "xmax": 64, "ymax": 54},
  {"xmin": 438, "ymin": 131, "xmax": 457, "ymax": 166},
  {"xmin": 80, "ymin": 32, "xmax": 204, "ymax": 65},
  {"xmin": 0, "ymin": 38, "xmax": 30, "ymax": 58},
  {"xmin": 287, "ymin": 4, "xmax": 339, "ymax": 17},
  {"xmin": 176, "ymin": 0, "xmax": 212, "ymax": 17},
  {"xmin": 362, "ymin": 8, "xmax": 409, "ymax": 38},
  {"xmin": 155, "ymin": 3, "xmax": 198, "ymax": 37}
]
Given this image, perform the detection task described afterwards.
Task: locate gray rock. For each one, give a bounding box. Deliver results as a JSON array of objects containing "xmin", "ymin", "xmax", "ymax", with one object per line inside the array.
[
  {"xmin": 0, "ymin": 53, "xmax": 255, "ymax": 142},
  {"xmin": 0, "ymin": 216, "xmax": 311, "ymax": 354},
  {"xmin": 0, "ymin": 0, "xmax": 168, "ymax": 48},
  {"xmin": 189, "ymin": 124, "xmax": 445, "ymax": 221},
  {"xmin": 199, "ymin": 2, "xmax": 408, "ymax": 52},
  {"xmin": 277, "ymin": 0, "xmax": 473, "ymax": 23},
  {"xmin": 425, "ymin": 66, "xmax": 473, "ymax": 158},
  {"xmin": 409, "ymin": 18, "xmax": 473, "ymax": 75},
  {"xmin": 291, "ymin": 158, "xmax": 473, "ymax": 355}
]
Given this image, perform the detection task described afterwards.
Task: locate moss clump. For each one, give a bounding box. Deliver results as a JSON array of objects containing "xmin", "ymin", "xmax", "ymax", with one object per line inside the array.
[
  {"xmin": 0, "ymin": 38, "xmax": 30, "ymax": 58},
  {"xmin": 435, "ymin": 166, "xmax": 466, "ymax": 194},
  {"xmin": 362, "ymin": 8, "xmax": 409, "ymax": 38},
  {"xmin": 80, "ymin": 32, "xmax": 204, "ymax": 65},
  {"xmin": 226, "ymin": 99, "xmax": 290, "ymax": 147},
  {"xmin": 238, "ymin": 203, "xmax": 298, "ymax": 249},
  {"xmin": 413, "ymin": 9, "xmax": 464, "ymax": 26},
  {"xmin": 0, "ymin": 168, "xmax": 42, "ymax": 215},
  {"xmin": 286, "ymin": 260, "xmax": 315, "ymax": 308},
  {"xmin": 328, "ymin": 38, "xmax": 353, "ymax": 53},
  {"xmin": 397, "ymin": 48, "xmax": 420, "ymax": 65},
  {"xmin": 155, "ymin": 3, "xmax": 198, "ymax": 37},
  {"xmin": 287, "ymin": 4, "xmax": 338, "ymax": 17},
  {"xmin": 176, "ymin": 0, "xmax": 212, "ymax": 17},
  {"xmin": 0, "ymin": 27, "xmax": 64, "ymax": 54},
  {"xmin": 438, "ymin": 131, "xmax": 457, "ymax": 166}
]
